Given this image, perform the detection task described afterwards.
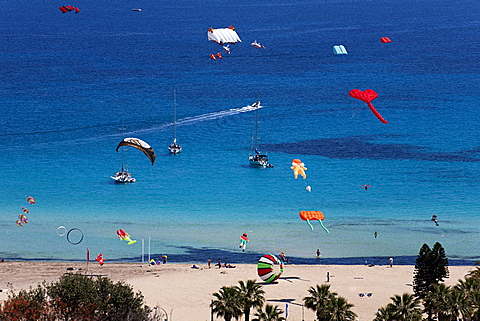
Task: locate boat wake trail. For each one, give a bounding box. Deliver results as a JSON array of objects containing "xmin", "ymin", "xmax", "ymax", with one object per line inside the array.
[
  {"xmin": 127, "ymin": 104, "xmax": 263, "ymax": 135},
  {"xmin": 179, "ymin": 104, "xmax": 263, "ymax": 125}
]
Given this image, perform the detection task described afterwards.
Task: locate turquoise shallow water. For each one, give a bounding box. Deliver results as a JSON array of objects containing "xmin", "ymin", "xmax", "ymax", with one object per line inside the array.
[{"xmin": 0, "ymin": 0, "xmax": 479, "ymax": 264}]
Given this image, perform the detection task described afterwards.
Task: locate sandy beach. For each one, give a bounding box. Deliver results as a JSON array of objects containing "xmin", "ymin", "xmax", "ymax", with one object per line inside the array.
[{"xmin": 0, "ymin": 261, "xmax": 475, "ymax": 320}]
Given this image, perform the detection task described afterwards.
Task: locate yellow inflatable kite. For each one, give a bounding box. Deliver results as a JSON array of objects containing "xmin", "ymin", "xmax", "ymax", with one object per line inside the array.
[{"xmin": 291, "ymin": 159, "xmax": 307, "ymax": 179}]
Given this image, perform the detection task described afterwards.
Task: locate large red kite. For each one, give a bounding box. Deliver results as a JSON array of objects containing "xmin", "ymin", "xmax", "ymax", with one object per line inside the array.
[{"xmin": 349, "ymin": 89, "xmax": 388, "ymax": 124}]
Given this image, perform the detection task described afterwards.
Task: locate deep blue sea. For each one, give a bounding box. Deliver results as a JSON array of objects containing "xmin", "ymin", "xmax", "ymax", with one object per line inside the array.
[{"xmin": 1, "ymin": 0, "xmax": 479, "ymax": 266}]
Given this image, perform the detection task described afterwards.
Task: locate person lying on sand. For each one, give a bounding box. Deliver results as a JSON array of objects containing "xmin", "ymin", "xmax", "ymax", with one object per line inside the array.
[{"xmin": 223, "ymin": 263, "xmax": 236, "ymax": 268}]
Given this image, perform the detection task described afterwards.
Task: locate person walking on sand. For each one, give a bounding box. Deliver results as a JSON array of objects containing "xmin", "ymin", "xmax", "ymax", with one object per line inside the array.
[{"xmin": 389, "ymin": 257, "xmax": 393, "ymax": 267}]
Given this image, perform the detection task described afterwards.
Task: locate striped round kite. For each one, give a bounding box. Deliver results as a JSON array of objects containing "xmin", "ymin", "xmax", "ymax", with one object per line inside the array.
[
  {"xmin": 26, "ymin": 196, "xmax": 36, "ymax": 205},
  {"xmin": 257, "ymin": 254, "xmax": 284, "ymax": 283}
]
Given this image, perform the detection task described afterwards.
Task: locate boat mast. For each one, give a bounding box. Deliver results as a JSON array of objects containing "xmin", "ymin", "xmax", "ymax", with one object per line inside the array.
[
  {"xmin": 173, "ymin": 89, "xmax": 177, "ymax": 144},
  {"xmin": 250, "ymin": 106, "xmax": 260, "ymax": 152},
  {"xmin": 121, "ymin": 106, "xmax": 125, "ymax": 171}
]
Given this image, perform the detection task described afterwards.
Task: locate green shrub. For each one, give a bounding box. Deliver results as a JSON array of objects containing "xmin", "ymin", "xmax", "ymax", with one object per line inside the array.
[{"xmin": 0, "ymin": 273, "xmax": 152, "ymax": 321}]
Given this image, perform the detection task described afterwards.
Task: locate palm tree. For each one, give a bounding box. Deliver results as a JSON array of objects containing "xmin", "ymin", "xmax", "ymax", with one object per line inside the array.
[
  {"xmin": 469, "ymin": 290, "xmax": 480, "ymax": 320},
  {"xmin": 211, "ymin": 286, "xmax": 243, "ymax": 321},
  {"xmin": 304, "ymin": 284, "xmax": 356, "ymax": 320},
  {"xmin": 455, "ymin": 277, "xmax": 480, "ymax": 320},
  {"xmin": 467, "ymin": 267, "xmax": 480, "ymax": 280},
  {"xmin": 384, "ymin": 293, "xmax": 422, "ymax": 321},
  {"xmin": 425, "ymin": 283, "xmax": 462, "ymax": 321},
  {"xmin": 253, "ymin": 304, "xmax": 285, "ymax": 321},
  {"xmin": 236, "ymin": 280, "xmax": 265, "ymax": 321},
  {"xmin": 304, "ymin": 284, "xmax": 336, "ymax": 319},
  {"xmin": 374, "ymin": 307, "xmax": 394, "ymax": 321},
  {"xmin": 325, "ymin": 296, "xmax": 357, "ymax": 321}
]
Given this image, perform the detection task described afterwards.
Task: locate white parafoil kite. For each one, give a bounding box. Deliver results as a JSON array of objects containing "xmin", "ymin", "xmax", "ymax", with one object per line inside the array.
[{"xmin": 207, "ymin": 25, "xmax": 241, "ymax": 45}]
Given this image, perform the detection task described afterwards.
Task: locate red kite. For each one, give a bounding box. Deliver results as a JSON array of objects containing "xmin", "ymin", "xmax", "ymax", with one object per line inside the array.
[{"xmin": 349, "ymin": 89, "xmax": 388, "ymax": 124}]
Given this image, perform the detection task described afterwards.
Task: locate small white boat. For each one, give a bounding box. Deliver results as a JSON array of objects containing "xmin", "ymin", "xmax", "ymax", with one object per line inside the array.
[
  {"xmin": 132, "ymin": 8, "xmax": 142, "ymax": 11},
  {"xmin": 111, "ymin": 170, "xmax": 136, "ymax": 183},
  {"xmin": 251, "ymin": 101, "xmax": 261, "ymax": 108},
  {"xmin": 248, "ymin": 101, "xmax": 273, "ymax": 168},
  {"xmin": 168, "ymin": 139, "xmax": 182, "ymax": 154},
  {"xmin": 249, "ymin": 151, "xmax": 271, "ymax": 167},
  {"xmin": 168, "ymin": 89, "xmax": 182, "ymax": 154}
]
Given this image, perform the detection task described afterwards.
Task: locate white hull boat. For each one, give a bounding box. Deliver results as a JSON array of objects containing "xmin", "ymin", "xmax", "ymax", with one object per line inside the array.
[{"xmin": 248, "ymin": 101, "xmax": 273, "ymax": 168}]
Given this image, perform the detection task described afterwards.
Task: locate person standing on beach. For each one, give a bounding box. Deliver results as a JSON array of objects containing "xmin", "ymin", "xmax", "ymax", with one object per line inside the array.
[
  {"xmin": 389, "ymin": 257, "xmax": 393, "ymax": 267},
  {"xmin": 216, "ymin": 258, "xmax": 221, "ymax": 268},
  {"xmin": 208, "ymin": 258, "xmax": 212, "ymax": 268}
]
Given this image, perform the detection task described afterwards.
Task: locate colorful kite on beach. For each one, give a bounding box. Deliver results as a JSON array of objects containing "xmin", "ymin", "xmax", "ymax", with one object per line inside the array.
[
  {"xmin": 57, "ymin": 226, "xmax": 66, "ymax": 236},
  {"xmin": 116, "ymin": 229, "xmax": 137, "ymax": 245},
  {"xmin": 95, "ymin": 253, "xmax": 105, "ymax": 266},
  {"xmin": 291, "ymin": 159, "xmax": 307, "ymax": 179},
  {"xmin": 239, "ymin": 233, "xmax": 249, "ymax": 252},
  {"xmin": 299, "ymin": 211, "xmax": 330, "ymax": 233},
  {"xmin": 55, "ymin": 226, "xmax": 83, "ymax": 244},
  {"xmin": 257, "ymin": 254, "xmax": 284, "ymax": 283},
  {"xmin": 18, "ymin": 214, "xmax": 28, "ymax": 223},
  {"xmin": 16, "ymin": 197, "xmax": 35, "ymax": 225},
  {"xmin": 349, "ymin": 89, "xmax": 388, "ymax": 124},
  {"xmin": 16, "ymin": 213, "xmax": 28, "ymax": 226},
  {"xmin": 116, "ymin": 138, "xmax": 156, "ymax": 165},
  {"xmin": 66, "ymin": 228, "xmax": 84, "ymax": 245}
]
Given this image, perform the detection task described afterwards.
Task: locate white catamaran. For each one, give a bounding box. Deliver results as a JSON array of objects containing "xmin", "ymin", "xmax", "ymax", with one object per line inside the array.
[
  {"xmin": 248, "ymin": 101, "xmax": 273, "ymax": 168},
  {"xmin": 168, "ymin": 89, "xmax": 182, "ymax": 154}
]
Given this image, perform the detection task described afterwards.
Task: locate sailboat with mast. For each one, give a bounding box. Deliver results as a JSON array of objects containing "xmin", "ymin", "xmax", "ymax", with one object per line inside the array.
[
  {"xmin": 248, "ymin": 101, "xmax": 273, "ymax": 168},
  {"xmin": 111, "ymin": 107, "xmax": 136, "ymax": 183},
  {"xmin": 168, "ymin": 89, "xmax": 182, "ymax": 154}
]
